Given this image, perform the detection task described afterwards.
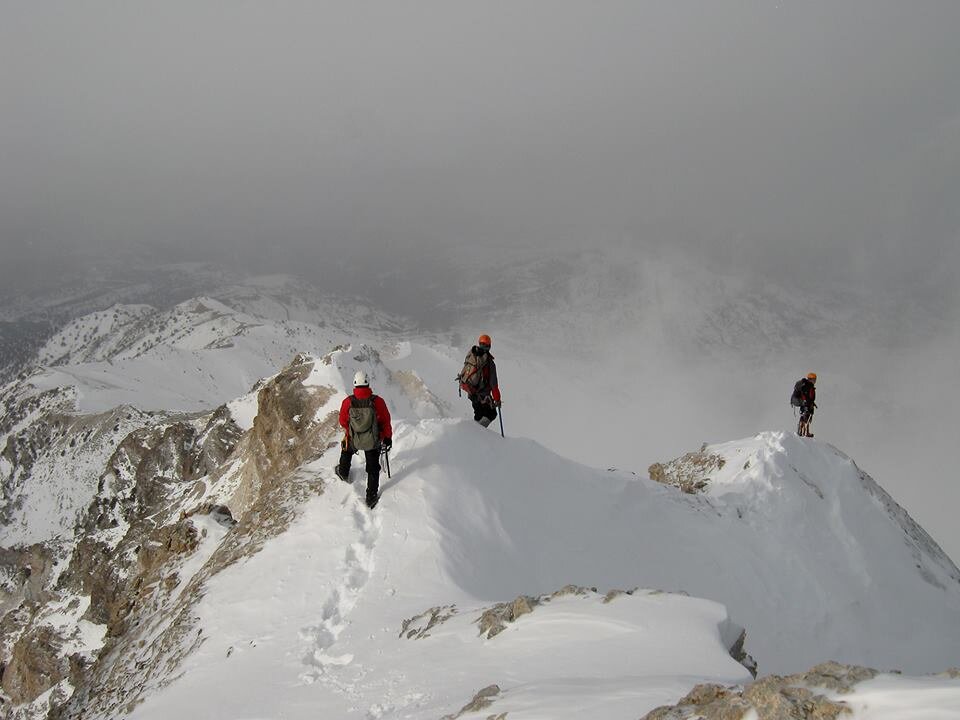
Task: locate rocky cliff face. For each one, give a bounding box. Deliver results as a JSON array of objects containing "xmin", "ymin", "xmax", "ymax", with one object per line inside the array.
[{"xmin": 0, "ymin": 353, "xmax": 340, "ymax": 719}]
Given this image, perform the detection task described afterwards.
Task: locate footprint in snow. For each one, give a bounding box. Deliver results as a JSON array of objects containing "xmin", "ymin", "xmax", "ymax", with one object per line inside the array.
[{"xmin": 298, "ymin": 484, "xmax": 382, "ymax": 684}]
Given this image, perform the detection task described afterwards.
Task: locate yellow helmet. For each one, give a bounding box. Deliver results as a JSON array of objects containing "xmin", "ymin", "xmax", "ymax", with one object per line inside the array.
[{"xmin": 807, "ymin": 372, "xmax": 817, "ymax": 382}]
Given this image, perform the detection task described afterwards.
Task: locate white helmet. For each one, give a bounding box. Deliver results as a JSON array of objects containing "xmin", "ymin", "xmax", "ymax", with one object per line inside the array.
[{"xmin": 353, "ymin": 370, "xmax": 369, "ymax": 388}]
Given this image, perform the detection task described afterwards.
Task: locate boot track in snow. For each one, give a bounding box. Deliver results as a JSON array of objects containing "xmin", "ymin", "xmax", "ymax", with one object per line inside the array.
[{"xmin": 298, "ymin": 475, "xmax": 382, "ymax": 684}]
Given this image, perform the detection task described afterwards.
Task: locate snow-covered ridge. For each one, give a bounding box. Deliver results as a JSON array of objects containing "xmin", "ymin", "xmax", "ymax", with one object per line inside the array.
[
  {"xmin": 20, "ymin": 290, "xmax": 419, "ymax": 415},
  {"xmin": 0, "ymin": 261, "xmax": 414, "ymax": 385},
  {"xmin": 2, "ymin": 308, "xmax": 960, "ymax": 717},
  {"xmin": 122, "ymin": 417, "xmax": 960, "ymax": 720}
]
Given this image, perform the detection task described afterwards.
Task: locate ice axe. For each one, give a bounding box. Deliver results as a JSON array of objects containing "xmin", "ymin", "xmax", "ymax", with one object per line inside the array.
[{"xmin": 380, "ymin": 446, "xmax": 391, "ymax": 478}]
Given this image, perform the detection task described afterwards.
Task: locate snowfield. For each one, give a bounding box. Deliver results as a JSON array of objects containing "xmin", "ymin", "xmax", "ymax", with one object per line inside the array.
[
  {"xmin": 3, "ymin": 292, "xmax": 960, "ymax": 719},
  {"xmin": 128, "ymin": 422, "xmax": 753, "ymax": 720},
  {"xmin": 128, "ymin": 418, "xmax": 960, "ymax": 719}
]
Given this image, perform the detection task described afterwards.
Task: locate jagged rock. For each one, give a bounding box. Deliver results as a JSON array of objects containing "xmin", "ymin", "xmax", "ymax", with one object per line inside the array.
[
  {"xmin": 648, "ymin": 450, "xmax": 726, "ymax": 494},
  {"xmin": 442, "ymin": 684, "xmax": 502, "ymax": 719},
  {"xmin": 603, "ymin": 587, "xmax": 638, "ymax": 603},
  {"xmin": 549, "ymin": 584, "xmax": 596, "ymax": 599},
  {"xmin": 643, "ymin": 683, "xmax": 754, "ymax": 720},
  {"xmin": 399, "ymin": 605, "xmax": 458, "ymax": 640},
  {"xmin": 0, "ymin": 544, "xmax": 56, "ymax": 614},
  {"xmin": 47, "ymin": 354, "xmax": 341, "ymax": 720},
  {"xmin": 134, "ymin": 520, "xmax": 201, "ymax": 606},
  {"xmin": 742, "ymin": 677, "xmax": 851, "ymax": 720},
  {"xmin": 222, "ymin": 354, "xmax": 336, "ymax": 521},
  {"xmin": 477, "ymin": 595, "xmax": 538, "ymax": 639},
  {"xmin": 477, "ymin": 586, "xmax": 622, "ymax": 639},
  {"xmin": 641, "ymin": 662, "xmax": 881, "ymax": 719},
  {"xmin": 728, "ymin": 628, "xmax": 759, "ymax": 678},
  {"xmin": 1, "ymin": 625, "xmax": 69, "ymax": 704},
  {"xmin": 2, "ymin": 349, "xmax": 419, "ymax": 718},
  {"xmin": 57, "ymin": 537, "xmax": 125, "ymax": 632},
  {"xmin": 351, "ymin": 345, "xmax": 380, "ymax": 364},
  {"xmin": 792, "ymin": 661, "xmax": 878, "ymax": 692},
  {"xmin": 1, "ymin": 385, "xmax": 77, "ymax": 527},
  {"xmin": 191, "ymin": 406, "xmax": 244, "ymax": 479},
  {"xmin": 251, "ymin": 356, "xmax": 327, "ymax": 481}
]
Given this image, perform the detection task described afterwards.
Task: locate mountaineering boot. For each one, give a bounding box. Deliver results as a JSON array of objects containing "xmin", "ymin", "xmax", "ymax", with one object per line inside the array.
[
  {"xmin": 366, "ymin": 493, "xmax": 380, "ymax": 509},
  {"xmin": 334, "ymin": 465, "xmax": 350, "ymax": 482},
  {"xmin": 478, "ymin": 416, "xmax": 492, "ymax": 428}
]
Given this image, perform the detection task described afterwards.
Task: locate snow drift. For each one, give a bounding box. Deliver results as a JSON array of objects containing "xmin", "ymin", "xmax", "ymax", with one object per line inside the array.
[
  {"xmin": 124, "ymin": 414, "xmax": 960, "ymax": 719},
  {"xmin": 2, "ymin": 294, "xmax": 960, "ymax": 718}
]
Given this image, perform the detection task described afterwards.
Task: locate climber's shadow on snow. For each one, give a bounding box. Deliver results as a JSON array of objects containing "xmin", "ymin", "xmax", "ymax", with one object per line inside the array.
[
  {"xmin": 377, "ymin": 457, "xmax": 418, "ymax": 496},
  {"xmin": 377, "ymin": 443, "xmax": 442, "ymax": 497}
]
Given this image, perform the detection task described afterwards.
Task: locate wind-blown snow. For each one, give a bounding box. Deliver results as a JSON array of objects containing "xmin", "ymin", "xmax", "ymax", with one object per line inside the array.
[
  {"xmin": 126, "ymin": 418, "xmax": 960, "ymax": 719},
  {"xmin": 841, "ymin": 674, "xmax": 960, "ymax": 719}
]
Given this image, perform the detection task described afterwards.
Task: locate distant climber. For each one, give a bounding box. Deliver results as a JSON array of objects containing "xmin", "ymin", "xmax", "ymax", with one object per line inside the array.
[
  {"xmin": 790, "ymin": 372, "xmax": 817, "ymax": 437},
  {"xmin": 335, "ymin": 371, "xmax": 392, "ymax": 508},
  {"xmin": 458, "ymin": 334, "xmax": 501, "ymax": 429}
]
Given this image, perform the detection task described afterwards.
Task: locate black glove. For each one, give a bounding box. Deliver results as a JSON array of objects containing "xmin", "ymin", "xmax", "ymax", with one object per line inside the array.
[{"xmin": 382, "ymin": 437, "xmax": 392, "ymax": 451}]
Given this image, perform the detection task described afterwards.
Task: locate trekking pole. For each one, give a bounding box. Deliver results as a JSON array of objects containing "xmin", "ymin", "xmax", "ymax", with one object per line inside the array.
[
  {"xmin": 498, "ymin": 405, "xmax": 504, "ymax": 438},
  {"xmin": 382, "ymin": 448, "xmax": 391, "ymax": 479}
]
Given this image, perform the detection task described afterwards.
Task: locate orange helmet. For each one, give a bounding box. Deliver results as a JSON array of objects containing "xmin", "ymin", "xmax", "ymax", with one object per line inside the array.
[
  {"xmin": 478, "ymin": 334, "xmax": 492, "ymax": 348},
  {"xmin": 807, "ymin": 372, "xmax": 817, "ymax": 382}
]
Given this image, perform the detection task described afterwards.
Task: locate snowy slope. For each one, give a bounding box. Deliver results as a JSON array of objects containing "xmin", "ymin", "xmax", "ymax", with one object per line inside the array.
[
  {"xmin": 6, "ymin": 251, "xmax": 959, "ymax": 569},
  {"xmin": 121, "ymin": 416, "xmax": 960, "ymax": 719},
  {"xmin": 4, "ymin": 287, "xmax": 960, "ymax": 718},
  {"xmin": 125, "ymin": 421, "xmax": 752, "ymax": 720},
  {"xmin": 24, "ymin": 295, "xmax": 414, "ymax": 415}
]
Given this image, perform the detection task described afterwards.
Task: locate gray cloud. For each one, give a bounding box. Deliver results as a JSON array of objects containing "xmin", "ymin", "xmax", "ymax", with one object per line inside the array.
[{"xmin": 2, "ymin": 1, "xmax": 959, "ymax": 293}]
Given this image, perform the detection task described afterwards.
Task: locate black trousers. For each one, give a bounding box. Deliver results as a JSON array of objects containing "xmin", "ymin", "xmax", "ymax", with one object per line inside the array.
[
  {"xmin": 471, "ymin": 395, "xmax": 498, "ymax": 423},
  {"xmin": 800, "ymin": 404, "xmax": 815, "ymax": 424},
  {"xmin": 338, "ymin": 445, "xmax": 381, "ymax": 498}
]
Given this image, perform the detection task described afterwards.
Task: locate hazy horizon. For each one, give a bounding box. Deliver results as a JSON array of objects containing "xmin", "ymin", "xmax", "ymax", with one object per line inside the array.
[{"xmin": 2, "ymin": 2, "xmax": 959, "ymax": 559}]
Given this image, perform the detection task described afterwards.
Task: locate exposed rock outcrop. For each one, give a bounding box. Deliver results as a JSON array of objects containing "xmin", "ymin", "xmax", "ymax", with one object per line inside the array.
[
  {"xmin": 441, "ymin": 684, "xmax": 502, "ymax": 720},
  {"xmin": 0, "ymin": 545, "xmax": 57, "ymax": 615},
  {"xmin": 399, "ymin": 605, "xmax": 458, "ymax": 640},
  {"xmin": 3, "ymin": 626, "xmax": 70, "ymax": 704},
  {"xmin": 648, "ymin": 445, "xmax": 726, "ymax": 494},
  {"xmin": 1, "ymin": 352, "xmax": 341, "ymax": 719},
  {"xmin": 476, "ymin": 586, "xmax": 608, "ymax": 638},
  {"xmin": 477, "ymin": 595, "xmax": 539, "ymax": 639},
  {"xmin": 641, "ymin": 661, "xmax": 881, "ymax": 719}
]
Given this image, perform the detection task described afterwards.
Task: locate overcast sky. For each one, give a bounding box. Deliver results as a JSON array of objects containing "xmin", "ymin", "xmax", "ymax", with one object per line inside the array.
[{"xmin": 2, "ymin": 1, "xmax": 959, "ymax": 293}]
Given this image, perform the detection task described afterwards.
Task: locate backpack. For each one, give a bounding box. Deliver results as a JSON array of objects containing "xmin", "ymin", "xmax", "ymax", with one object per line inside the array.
[
  {"xmin": 348, "ymin": 396, "xmax": 379, "ymax": 451},
  {"xmin": 790, "ymin": 379, "xmax": 807, "ymax": 407},
  {"xmin": 459, "ymin": 351, "xmax": 488, "ymax": 392}
]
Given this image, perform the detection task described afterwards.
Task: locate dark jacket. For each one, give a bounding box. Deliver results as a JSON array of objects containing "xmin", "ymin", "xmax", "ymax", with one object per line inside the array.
[{"xmin": 798, "ymin": 379, "xmax": 816, "ymax": 408}]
